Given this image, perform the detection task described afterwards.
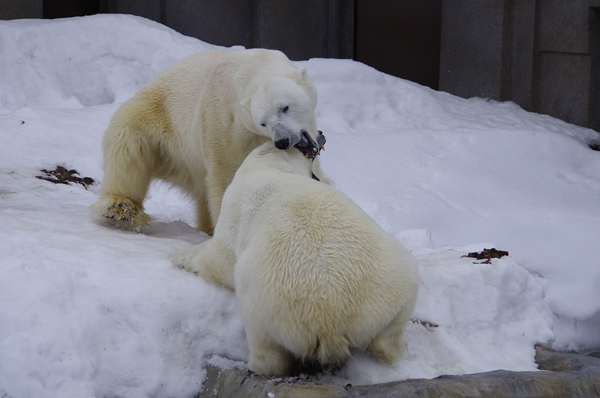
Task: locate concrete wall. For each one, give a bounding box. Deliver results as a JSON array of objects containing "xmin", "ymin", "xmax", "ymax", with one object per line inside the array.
[
  {"xmin": 0, "ymin": 0, "xmax": 353, "ymax": 61},
  {"xmin": 439, "ymin": 0, "xmax": 506, "ymax": 100},
  {"xmin": 0, "ymin": 0, "xmax": 43, "ymax": 19},
  {"xmin": 1, "ymin": 0, "xmax": 598, "ymax": 131},
  {"xmin": 440, "ymin": 0, "xmax": 600, "ymax": 132},
  {"xmin": 590, "ymin": 7, "xmax": 600, "ymax": 131},
  {"xmin": 166, "ymin": 0, "xmax": 250, "ymax": 49},
  {"xmin": 106, "ymin": 0, "xmax": 161, "ymax": 22},
  {"xmin": 105, "ymin": 0, "xmax": 354, "ymax": 61},
  {"xmin": 534, "ymin": 0, "xmax": 600, "ymax": 131}
]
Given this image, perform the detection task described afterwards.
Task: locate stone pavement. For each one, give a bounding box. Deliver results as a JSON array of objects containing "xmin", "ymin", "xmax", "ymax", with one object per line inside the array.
[{"xmin": 198, "ymin": 346, "xmax": 600, "ymax": 398}]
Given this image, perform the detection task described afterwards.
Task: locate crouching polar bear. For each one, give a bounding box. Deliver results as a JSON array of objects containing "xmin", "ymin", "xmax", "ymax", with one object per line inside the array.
[
  {"xmin": 91, "ymin": 48, "xmax": 325, "ymax": 234},
  {"xmin": 171, "ymin": 141, "xmax": 419, "ymax": 376}
]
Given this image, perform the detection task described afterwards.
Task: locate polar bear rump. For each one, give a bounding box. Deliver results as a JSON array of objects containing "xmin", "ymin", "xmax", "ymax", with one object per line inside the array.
[{"xmin": 172, "ymin": 142, "xmax": 419, "ymax": 376}]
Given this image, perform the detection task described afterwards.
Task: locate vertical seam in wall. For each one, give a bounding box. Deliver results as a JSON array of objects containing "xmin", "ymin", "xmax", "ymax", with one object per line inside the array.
[
  {"xmin": 589, "ymin": 7, "xmax": 600, "ymax": 132},
  {"xmin": 159, "ymin": 0, "xmax": 166, "ymax": 25},
  {"xmin": 347, "ymin": 0, "xmax": 355, "ymax": 59},
  {"xmin": 325, "ymin": 0, "xmax": 331, "ymax": 57},
  {"xmin": 249, "ymin": 0, "xmax": 261, "ymax": 48},
  {"xmin": 531, "ymin": 0, "xmax": 541, "ymax": 114},
  {"xmin": 326, "ymin": 0, "xmax": 342, "ymax": 58},
  {"xmin": 500, "ymin": 0, "xmax": 514, "ymax": 101},
  {"xmin": 352, "ymin": 0, "xmax": 359, "ymax": 61}
]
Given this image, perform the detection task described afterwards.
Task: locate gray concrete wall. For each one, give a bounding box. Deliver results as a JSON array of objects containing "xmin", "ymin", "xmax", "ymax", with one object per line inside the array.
[
  {"xmin": 439, "ymin": 0, "xmax": 506, "ymax": 100},
  {"xmin": 533, "ymin": 0, "xmax": 596, "ymax": 128},
  {"xmin": 440, "ymin": 0, "xmax": 600, "ymax": 132},
  {"xmin": 502, "ymin": 0, "xmax": 536, "ymax": 110},
  {"xmin": 106, "ymin": 0, "xmax": 161, "ymax": 22},
  {"xmin": 164, "ymin": 0, "xmax": 251, "ymax": 49},
  {"xmin": 251, "ymin": 0, "xmax": 328, "ymax": 61},
  {"xmin": 0, "ymin": 0, "xmax": 42, "ymax": 19},
  {"xmin": 105, "ymin": 0, "xmax": 354, "ymax": 61},
  {"xmin": 590, "ymin": 7, "xmax": 600, "ymax": 131},
  {"xmin": 440, "ymin": 0, "xmax": 538, "ymax": 104}
]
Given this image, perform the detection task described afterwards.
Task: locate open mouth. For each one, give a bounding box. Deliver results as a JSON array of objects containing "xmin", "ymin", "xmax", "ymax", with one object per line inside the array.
[{"xmin": 294, "ymin": 130, "xmax": 326, "ymax": 160}]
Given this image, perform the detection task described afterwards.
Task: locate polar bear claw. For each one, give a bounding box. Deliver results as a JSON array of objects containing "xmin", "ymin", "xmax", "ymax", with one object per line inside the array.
[{"xmin": 91, "ymin": 195, "xmax": 152, "ymax": 231}]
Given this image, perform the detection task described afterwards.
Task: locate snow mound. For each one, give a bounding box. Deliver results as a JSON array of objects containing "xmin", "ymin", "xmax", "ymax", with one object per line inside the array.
[{"xmin": 0, "ymin": 14, "xmax": 217, "ymax": 111}]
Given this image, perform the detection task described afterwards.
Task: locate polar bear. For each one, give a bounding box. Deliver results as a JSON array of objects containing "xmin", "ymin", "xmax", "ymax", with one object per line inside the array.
[
  {"xmin": 91, "ymin": 48, "xmax": 326, "ymax": 234},
  {"xmin": 171, "ymin": 141, "xmax": 419, "ymax": 376}
]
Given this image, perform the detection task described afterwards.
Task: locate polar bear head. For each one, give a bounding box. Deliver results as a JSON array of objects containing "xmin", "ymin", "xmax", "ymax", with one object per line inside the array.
[{"xmin": 242, "ymin": 67, "xmax": 320, "ymax": 151}]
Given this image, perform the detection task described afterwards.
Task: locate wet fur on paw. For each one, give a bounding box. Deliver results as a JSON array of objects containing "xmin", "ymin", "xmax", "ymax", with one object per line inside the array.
[{"xmin": 90, "ymin": 195, "xmax": 152, "ymax": 231}]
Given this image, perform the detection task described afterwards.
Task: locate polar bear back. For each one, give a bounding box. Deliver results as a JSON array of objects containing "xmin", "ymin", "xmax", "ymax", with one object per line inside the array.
[
  {"xmin": 229, "ymin": 158, "xmax": 418, "ymax": 363},
  {"xmin": 128, "ymin": 49, "xmax": 299, "ymax": 145},
  {"xmin": 103, "ymin": 49, "xmax": 300, "ymax": 186}
]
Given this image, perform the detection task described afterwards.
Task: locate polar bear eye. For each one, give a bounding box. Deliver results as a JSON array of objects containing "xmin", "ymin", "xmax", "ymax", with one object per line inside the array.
[
  {"xmin": 261, "ymin": 123, "xmax": 266, "ymax": 127},
  {"xmin": 281, "ymin": 106, "xmax": 289, "ymax": 113}
]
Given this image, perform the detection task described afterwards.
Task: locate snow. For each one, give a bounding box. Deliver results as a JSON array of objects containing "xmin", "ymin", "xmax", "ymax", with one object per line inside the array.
[{"xmin": 0, "ymin": 14, "xmax": 598, "ymax": 398}]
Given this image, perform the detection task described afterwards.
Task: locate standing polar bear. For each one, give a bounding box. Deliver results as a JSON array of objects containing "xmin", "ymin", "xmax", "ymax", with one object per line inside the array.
[
  {"xmin": 171, "ymin": 141, "xmax": 419, "ymax": 376},
  {"xmin": 91, "ymin": 48, "xmax": 326, "ymax": 234}
]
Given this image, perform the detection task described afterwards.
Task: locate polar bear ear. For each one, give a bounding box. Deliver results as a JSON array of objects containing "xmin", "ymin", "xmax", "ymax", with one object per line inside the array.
[
  {"xmin": 240, "ymin": 97, "xmax": 252, "ymax": 112},
  {"xmin": 295, "ymin": 67, "xmax": 308, "ymax": 83}
]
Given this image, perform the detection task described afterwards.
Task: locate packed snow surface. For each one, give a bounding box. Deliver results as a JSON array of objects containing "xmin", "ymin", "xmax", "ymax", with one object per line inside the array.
[{"xmin": 1, "ymin": 14, "xmax": 598, "ymax": 398}]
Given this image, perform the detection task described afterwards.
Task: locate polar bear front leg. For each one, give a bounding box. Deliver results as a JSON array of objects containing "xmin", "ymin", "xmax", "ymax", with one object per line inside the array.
[
  {"xmin": 91, "ymin": 123, "xmax": 155, "ymax": 231},
  {"xmin": 205, "ymin": 175, "xmax": 228, "ymax": 232},
  {"xmin": 170, "ymin": 238, "xmax": 236, "ymax": 290},
  {"xmin": 193, "ymin": 195, "xmax": 214, "ymax": 236},
  {"xmin": 91, "ymin": 195, "xmax": 152, "ymax": 231}
]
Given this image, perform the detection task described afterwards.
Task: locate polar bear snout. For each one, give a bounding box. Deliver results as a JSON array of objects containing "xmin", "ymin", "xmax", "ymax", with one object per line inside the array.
[
  {"xmin": 273, "ymin": 129, "xmax": 315, "ymax": 150},
  {"xmin": 271, "ymin": 123, "xmax": 303, "ymax": 149}
]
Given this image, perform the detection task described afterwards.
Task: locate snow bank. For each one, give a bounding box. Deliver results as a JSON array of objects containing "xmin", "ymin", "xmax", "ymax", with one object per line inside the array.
[{"xmin": 0, "ymin": 14, "xmax": 216, "ymax": 111}]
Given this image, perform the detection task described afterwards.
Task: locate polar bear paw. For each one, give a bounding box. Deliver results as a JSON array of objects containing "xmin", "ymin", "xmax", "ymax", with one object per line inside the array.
[
  {"xmin": 90, "ymin": 195, "xmax": 151, "ymax": 231},
  {"xmin": 247, "ymin": 341, "xmax": 297, "ymax": 376},
  {"xmin": 169, "ymin": 248, "xmax": 205, "ymax": 277},
  {"xmin": 169, "ymin": 249, "xmax": 192, "ymax": 272},
  {"xmin": 368, "ymin": 333, "xmax": 407, "ymax": 364}
]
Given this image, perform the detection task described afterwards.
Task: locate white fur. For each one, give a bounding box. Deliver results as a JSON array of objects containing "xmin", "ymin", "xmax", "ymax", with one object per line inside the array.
[
  {"xmin": 91, "ymin": 49, "xmax": 325, "ymax": 233},
  {"xmin": 172, "ymin": 142, "xmax": 419, "ymax": 376}
]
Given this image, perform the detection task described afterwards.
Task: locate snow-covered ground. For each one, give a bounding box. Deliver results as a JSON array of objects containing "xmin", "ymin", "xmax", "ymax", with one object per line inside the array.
[{"xmin": 1, "ymin": 14, "xmax": 598, "ymax": 398}]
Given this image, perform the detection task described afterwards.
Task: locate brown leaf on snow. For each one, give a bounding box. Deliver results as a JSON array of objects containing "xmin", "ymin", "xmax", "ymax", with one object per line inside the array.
[
  {"xmin": 36, "ymin": 166, "xmax": 94, "ymax": 189},
  {"xmin": 462, "ymin": 248, "xmax": 509, "ymax": 264}
]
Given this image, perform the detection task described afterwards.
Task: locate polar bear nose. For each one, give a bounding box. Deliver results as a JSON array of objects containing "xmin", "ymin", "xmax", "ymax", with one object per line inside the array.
[{"xmin": 274, "ymin": 138, "xmax": 290, "ymax": 149}]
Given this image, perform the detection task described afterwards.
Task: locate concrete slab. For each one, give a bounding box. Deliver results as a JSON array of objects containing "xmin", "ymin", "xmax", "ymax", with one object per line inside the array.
[{"xmin": 198, "ymin": 346, "xmax": 600, "ymax": 398}]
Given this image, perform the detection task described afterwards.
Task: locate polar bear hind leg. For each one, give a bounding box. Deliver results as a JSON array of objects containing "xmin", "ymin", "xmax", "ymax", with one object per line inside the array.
[
  {"xmin": 170, "ymin": 238, "xmax": 236, "ymax": 290},
  {"xmin": 367, "ymin": 308, "xmax": 412, "ymax": 364},
  {"xmin": 246, "ymin": 336, "xmax": 296, "ymax": 376}
]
